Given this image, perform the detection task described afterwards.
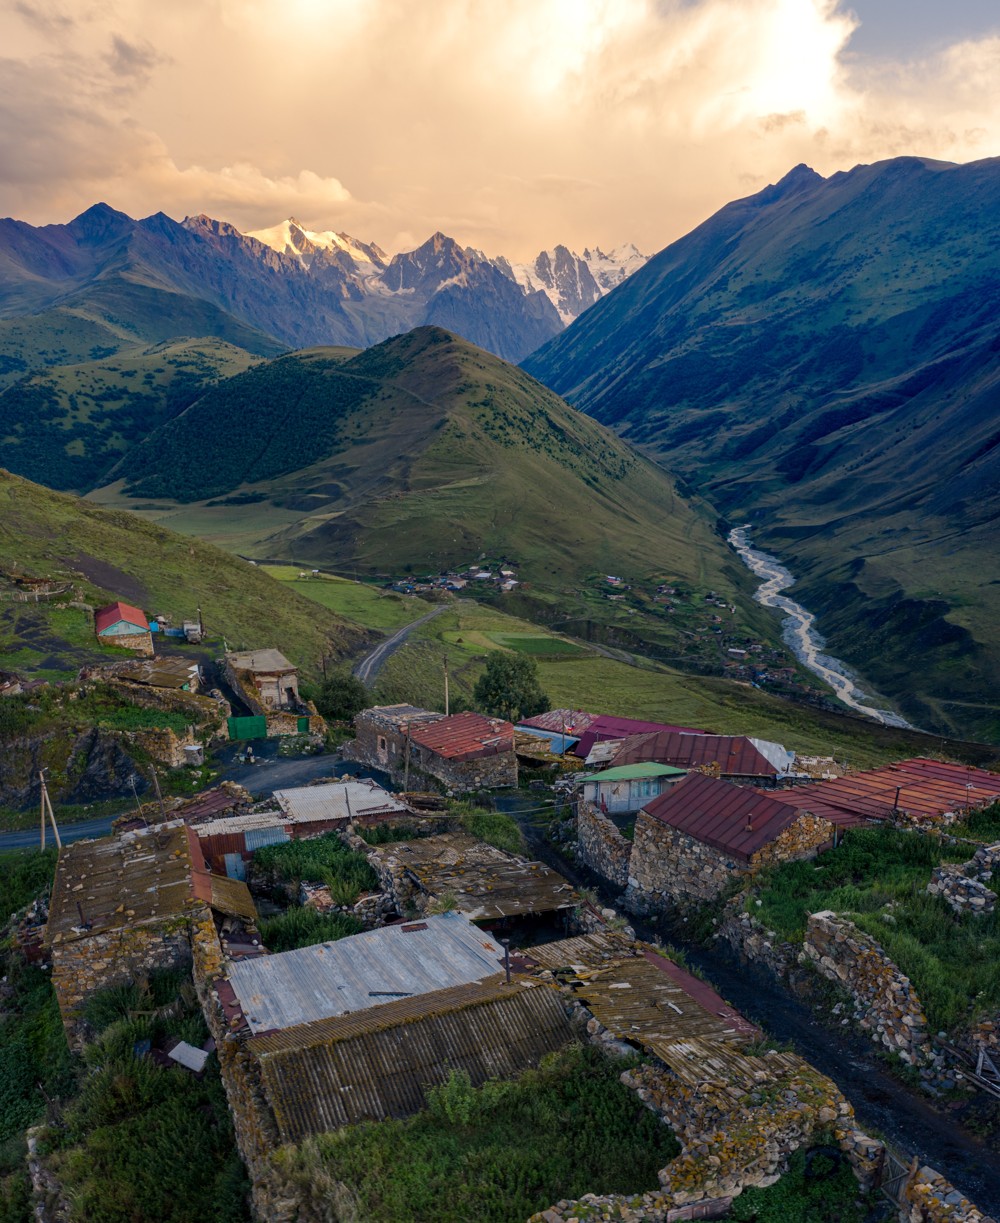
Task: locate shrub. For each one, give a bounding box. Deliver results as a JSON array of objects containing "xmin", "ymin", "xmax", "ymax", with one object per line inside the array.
[
  {"xmin": 259, "ymin": 907, "xmax": 362, "ymax": 953},
  {"xmin": 253, "ymin": 833, "xmax": 378, "ymax": 903},
  {"xmin": 448, "ymin": 804, "xmax": 525, "ymax": 856}
]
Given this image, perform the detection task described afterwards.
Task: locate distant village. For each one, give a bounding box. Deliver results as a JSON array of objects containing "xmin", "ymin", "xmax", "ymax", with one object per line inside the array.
[{"xmin": 4, "ymin": 585, "xmax": 1000, "ymax": 1223}]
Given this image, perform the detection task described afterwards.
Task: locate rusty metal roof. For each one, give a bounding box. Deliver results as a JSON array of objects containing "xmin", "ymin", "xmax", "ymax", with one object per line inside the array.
[
  {"xmin": 116, "ymin": 657, "xmax": 198, "ymax": 689},
  {"xmin": 47, "ymin": 825, "xmax": 195, "ymax": 946},
  {"xmin": 371, "ymin": 833, "xmax": 578, "ymax": 921},
  {"xmin": 641, "ymin": 773, "xmax": 809, "ymax": 862},
  {"xmin": 250, "ymin": 977, "xmax": 572, "ymax": 1140},
  {"xmin": 228, "ymin": 912, "xmax": 509, "ymax": 1033},
  {"xmin": 273, "ymin": 780, "xmax": 410, "ymax": 824},
  {"xmin": 781, "ymin": 757, "xmax": 1000, "ymax": 825},
  {"xmin": 574, "ymin": 715, "xmax": 707, "ymax": 759},
  {"xmin": 408, "ymin": 710, "xmax": 514, "ymax": 761},
  {"xmin": 614, "ymin": 731, "xmax": 789, "ymax": 778},
  {"xmin": 176, "ymin": 787, "xmax": 248, "ymax": 824}
]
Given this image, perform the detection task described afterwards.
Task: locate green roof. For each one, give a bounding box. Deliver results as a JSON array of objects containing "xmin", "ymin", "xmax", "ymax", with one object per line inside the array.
[{"xmin": 579, "ymin": 763, "xmax": 687, "ymax": 783}]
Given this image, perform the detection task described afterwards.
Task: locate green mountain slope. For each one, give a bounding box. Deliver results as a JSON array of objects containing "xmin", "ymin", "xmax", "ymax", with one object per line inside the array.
[
  {"xmin": 0, "ymin": 470, "xmax": 367, "ymax": 682},
  {"xmin": 524, "ymin": 156, "xmax": 1000, "ymax": 740},
  {"xmin": 0, "ymin": 338, "xmax": 262, "ymax": 492},
  {"xmin": 98, "ymin": 327, "xmax": 739, "ymax": 586},
  {"xmin": 90, "ymin": 326, "xmax": 784, "ymax": 676}
]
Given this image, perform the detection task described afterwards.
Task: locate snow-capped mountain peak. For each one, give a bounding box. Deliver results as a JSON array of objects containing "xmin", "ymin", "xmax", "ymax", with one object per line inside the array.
[
  {"xmin": 245, "ymin": 219, "xmax": 387, "ymax": 276},
  {"xmin": 495, "ymin": 243, "xmax": 649, "ymax": 325}
]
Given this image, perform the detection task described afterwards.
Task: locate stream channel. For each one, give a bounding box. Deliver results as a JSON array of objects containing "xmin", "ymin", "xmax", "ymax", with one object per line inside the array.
[{"xmin": 728, "ymin": 526, "xmax": 914, "ymax": 729}]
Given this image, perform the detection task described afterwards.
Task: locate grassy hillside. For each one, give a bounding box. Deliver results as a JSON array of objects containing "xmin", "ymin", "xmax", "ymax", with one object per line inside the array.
[
  {"xmin": 365, "ymin": 597, "xmax": 1000, "ymax": 769},
  {"xmin": 89, "ymin": 327, "xmax": 779, "ymax": 666},
  {"xmin": 524, "ymin": 157, "xmax": 1000, "ymax": 740},
  {"xmin": 0, "ymin": 471, "xmax": 368, "ymax": 682},
  {"xmin": 0, "ymin": 338, "xmax": 261, "ymax": 492}
]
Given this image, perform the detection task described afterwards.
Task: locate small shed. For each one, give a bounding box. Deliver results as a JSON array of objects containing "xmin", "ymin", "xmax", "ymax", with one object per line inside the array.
[
  {"xmin": 94, "ymin": 601, "xmax": 153, "ymax": 655},
  {"xmin": 579, "ymin": 763, "xmax": 686, "ymax": 814}
]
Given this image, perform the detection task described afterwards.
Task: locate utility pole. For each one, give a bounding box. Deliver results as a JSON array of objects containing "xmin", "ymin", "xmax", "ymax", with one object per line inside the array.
[
  {"xmin": 404, "ymin": 725, "xmax": 411, "ymax": 791},
  {"xmin": 150, "ymin": 766, "xmax": 167, "ymax": 824},
  {"xmin": 38, "ymin": 770, "xmax": 62, "ymax": 850},
  {"xmin": 443, "ymin": 655, "xmax": 450, "ymax": 717}
]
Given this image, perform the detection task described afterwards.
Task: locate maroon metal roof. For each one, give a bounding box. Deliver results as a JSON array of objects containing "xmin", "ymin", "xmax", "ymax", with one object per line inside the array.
[
  {"xmin": 641, "ymin": 773, "xmax": 809, "ymax": 862},
  {"xmin": 176, "ymin": 787, "xmax": 244, "ymax": 824},
  {"xmin": 519, "ymin": 709, "xmax": 598, "ymax": 735},
  {"xmin": 574, "ymin": 715, "xmax": 707, "ymax": 759},
  {"xmin": 614, "ymin": 730, "xmax": 778, "ymax": 778},
  {"xmin": 781, "ymin": 758, "xmax": 1000, "ymax": 825},
  {"xmin": 408, "ymin": 710, "xmax": 515, "ymax": 761},
  {"xmin": 94, "ymin": 600, "xmax": 147, "ymax": 634}
]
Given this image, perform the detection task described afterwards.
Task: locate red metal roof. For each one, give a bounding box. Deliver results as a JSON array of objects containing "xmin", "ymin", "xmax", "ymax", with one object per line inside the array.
[
  {"xmin": 781, "ymin": 758, "xmax": 1000, "ymax": 825},
  {"xmin": 614, "ymin": 730, "xmax": 778, "ymax": 778},
  {"xmin": 519, "ymin": 709, "xmax": 597, "ymax": 735},
  {"xmin": 95, "ymin": 600, "xmax": 148, "ymax": 634},
  {"xmin": 641, "ymin": 773, "xmax": 810, "ymax": 862},
  {"xmin": 574, "ymin": 715, "xmax": 707, "ymax": 759},
  {"xmin": 409, "ymin": 710, "xmax": 515, "ymax": 762}
]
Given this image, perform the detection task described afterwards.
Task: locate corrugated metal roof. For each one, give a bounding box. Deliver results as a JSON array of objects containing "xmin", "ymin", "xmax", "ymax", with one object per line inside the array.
[
  {"xmin": 515, "ymin": 727, "xmax": 579, "ymax": 754},
  {"xmin": 176, "ymin": 787, "xmax": 247, "ymax": 824},
  {"xmin": 579, "ymin": 763, "xmax": 687, "ymax": 783},
  {"xmin": 408, "ymin": 711, "xmax": 515, "ymax": 761},
  {"xmin": 94, "ymin": 601, "xmax": 147, "ymax": 634},
  {"xmin": 641, "ymin": 773, "xmax": 810, "ymax": 862},
  {"xmin": 253, "ymin": 979, "xmax": 572, "ymax": 1139},
  {"xmin": 358, "ymin": 705, "xmax": 444, "ymax": 731},
  {"xmin": 519, "ymin": 709, "xmax": 598, "ymax": 735},
  {"xmin": 226, "ymin": 649, "xmax": 296, "ymax": 674},
  {"xmin": 273, "ymin": 780, "xmax": 410, "ymax": 824},
  {"xmin": 781, "ymin": 757, "xmax": 1000, "ymax": 824},
  {"xmin": 116, "ymin": 657, "xmax": 198, "ymax": 689},
  {"xmin": 614, "ymin": 731, "xmax": 788, "ymax": 778},
  {"xmin": 373, "ymin": 833, "xmax": 578, "ymax": 921},
  {"xmin": 229, "ymin": 912, "xmax": 508, "ymax": 1033},
  {"xmin": 574, "ymin": 716, "xmax": 707, "ymax": 759},
  {"xmin": 48, "ymin": 825, "xmax": 195, "ymax": 945}
]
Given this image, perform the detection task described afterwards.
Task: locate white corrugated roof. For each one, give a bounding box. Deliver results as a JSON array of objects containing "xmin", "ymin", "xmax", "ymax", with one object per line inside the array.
[
  {"xmin": 273, "ymin": 780, "xmax": 409, "ymax": 824},
  {"xmin": 229, "ymin": 912, "xmax": 507, "ymax": 1033}
]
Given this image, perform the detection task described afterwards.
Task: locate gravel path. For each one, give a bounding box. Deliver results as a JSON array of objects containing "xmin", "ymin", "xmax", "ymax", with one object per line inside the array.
[{"xmin": 352, "ymin": 605, "xmax": 448, "ymax": 684}]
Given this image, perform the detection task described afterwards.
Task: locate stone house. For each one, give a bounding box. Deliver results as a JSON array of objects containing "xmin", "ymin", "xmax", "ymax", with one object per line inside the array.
[
  {"xmin": 579, "ymin": 762, "xmax": 686, "ymax": 815},
  {"xmin": 46, "ymin": 823, "xmax": 256, "ymax": 1045},
  {"xmin": 224, "ymin": 649, "xmax": 302, "ymax": 712},
  {"xmin": 623, "ymin": 773, "xmax": 834, "ymax": 914},
  {"xmin": 94, "ymin": 600, "xmax": 153, "ymax": 656},
  {"xmin": 349, "ymin": 706, "xmax": 517, "ymax": 791}
]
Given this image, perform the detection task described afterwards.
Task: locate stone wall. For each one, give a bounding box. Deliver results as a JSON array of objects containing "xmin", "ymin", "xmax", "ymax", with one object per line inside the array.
[
  {"xmin": 116, "ymin": 724, "xmax": 199, "ymax": 768},
  {"xmin": 624, "ymin": 812, "xmax": 832, "ymax": 916},
  {"xmin": 51, "ymin": 917, "xmax": 194, "ymax": 1047},
  {"xmin": 802, "ymin": 911, "xmax": 934, "ymax": 1067},
  {"xmin": 532, "ymin": 1048, "xmax": 887, "ymax": 1222},
  {"xmin": 901, "ymin": 1165, "xmax": 997, "ymax": 1223},
  {"xmin": 926, "ymin": 843, "xmax": 999, "ymax": 916},
  {"xmin": 576, "ymin": 800, "xmax": 631, "ymax": 889},
  {"xmin": 100, "ymin": 630, "xmax": 153, "ymax": 656},
  {"xmin": 417, "ymin": 747, "xmax": 518, "ymax": 792}
]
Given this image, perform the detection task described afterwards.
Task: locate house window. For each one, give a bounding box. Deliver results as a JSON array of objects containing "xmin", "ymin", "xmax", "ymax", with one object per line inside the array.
[{"xmin": 378, "ymin": 736, "xmax": 387, "ymax": 752}]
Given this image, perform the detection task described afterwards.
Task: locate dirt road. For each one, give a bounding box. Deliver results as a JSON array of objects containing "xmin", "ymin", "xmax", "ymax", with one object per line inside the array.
[{"xmin": 352, "ymin": 605, "xmax": 448, "ymax": 684}]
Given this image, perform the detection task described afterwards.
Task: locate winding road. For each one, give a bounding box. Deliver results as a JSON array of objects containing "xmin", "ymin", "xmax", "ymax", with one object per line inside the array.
[{"xmin": 352, "ymin": 604, "xmax": 448, "ymax": 684}]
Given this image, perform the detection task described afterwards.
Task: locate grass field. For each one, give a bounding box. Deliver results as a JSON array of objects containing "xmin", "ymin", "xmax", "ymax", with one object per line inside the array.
[
  {"xmin": 368, "ymin": 598, "xmax": 992, "ymax": 768},
  {"xmin": 487, "ymin": 632, "xmax": 584, "ymax": 657},
  {"xmin": 261, "ymin": 566, "xmax": 434, "ymax": 631}
]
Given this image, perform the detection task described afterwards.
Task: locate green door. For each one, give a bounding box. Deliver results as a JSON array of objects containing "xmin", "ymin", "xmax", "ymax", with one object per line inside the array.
[
  {"xmin": 228, "ymin": 715, "xmax": 267, "ymax": 740},
  {"xmin": 297, "ymin": 717, "xmax": 310, "ymax": 733}
]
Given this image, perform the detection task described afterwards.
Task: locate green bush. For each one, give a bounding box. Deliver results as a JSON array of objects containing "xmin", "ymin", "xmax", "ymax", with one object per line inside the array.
[
  {"xmin": 272, "ymin": 1045, "xmax": 677, "ymax": 1223},
  {"xmin": 449, "ymin": 805, "xmax": 525, "ymax": 856},
  {"xmin": 728, "ymin": 1143, "xmax": 871, "ymax": 1221},
  {"xmin": 253, "ymin": 833, "xmax": 378, "ymax": 903},
  {"xmin": 259, "ymin": 907, "xmax": 362, "ymax": 953},
  {"xmin": 0, "ymin": 849, "xmax": 57, "ymax": 924}
]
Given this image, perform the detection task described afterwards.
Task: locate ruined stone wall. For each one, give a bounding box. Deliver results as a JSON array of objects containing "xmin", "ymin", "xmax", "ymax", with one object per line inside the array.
[
  {"xmin": 802, "ymin": 912, "xmax": 934, "ymax": 1067},
  {"xmin": 189, "ymin": 911, "xmax": 291, "ymax": 1223},
  {"xmin": 263, "ymin": 710, "xmax": 326, "ymax": 738},
  {"xmin": 116, "ymin": 724, "xmax": 198, "ymax": 768},
  {"xmin": 749, "ymin": 813, "xmax": 833, "ymax": 870},
  {"xmin": 926, "ymin": 843, "xmax": 999, "ymax": 916},
  {"xmin": 900, "ymin": 1165, "xmax": 996, "ymax": 1223},
  {"xmin": 624, "ymin": 814, "xmax": 739, "ymax": 915},
  {"xmin": 576, "ymin": 801, "xmax": 631, "ymax": 889},
  {"xmin": 100, "ymin": 631, "xmax": 153, "ymax": 656},
  {"xmin": 51, "ymin": 920, "xmax": 193, "ymax": 1047},
  {"xmin": 420, "ymin": 749, "xmax": 518, "ymax": 793}
]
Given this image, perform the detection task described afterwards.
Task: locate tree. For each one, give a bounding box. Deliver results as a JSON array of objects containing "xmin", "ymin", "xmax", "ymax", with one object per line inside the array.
[
  {"xmin": 314, "ymin": 670, "xmax": 372, "ymax": 721},
  {"xmin": 473, "ymin": 652, "xmax": 549, "ymax": 723}
]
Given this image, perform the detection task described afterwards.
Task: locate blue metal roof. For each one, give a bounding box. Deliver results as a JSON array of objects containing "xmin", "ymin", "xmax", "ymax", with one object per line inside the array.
[{"xmin": 516, "ymin": 726, "xmax": 579, "ymax": 754}]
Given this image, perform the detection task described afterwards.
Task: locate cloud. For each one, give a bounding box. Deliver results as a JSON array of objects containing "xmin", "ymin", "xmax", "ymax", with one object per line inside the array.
[{"xmin": 0, "ymin": 0, "xmax": 998, "ymax": 257}]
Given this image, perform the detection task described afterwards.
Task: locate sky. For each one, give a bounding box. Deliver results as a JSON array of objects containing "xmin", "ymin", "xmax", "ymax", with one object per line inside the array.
[{"xmin": 1, "ymin": 0, "xmax": 998, "ymax": 259}]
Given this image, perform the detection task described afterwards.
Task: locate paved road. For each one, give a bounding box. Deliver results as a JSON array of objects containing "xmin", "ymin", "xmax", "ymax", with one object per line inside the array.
[
  {"xmin": 352, "ymin": 605, "xmax": 448, "ymax": 684},
  {"xmin": 0, "ymin": 815, "xmax": 123, "ymax": 852}
]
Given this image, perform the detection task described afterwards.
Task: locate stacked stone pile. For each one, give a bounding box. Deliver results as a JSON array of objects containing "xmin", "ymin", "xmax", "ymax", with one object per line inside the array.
[
  {"xmin": 926, "ymin": 865, "xmax": 996, "ymax": 914},
  {"xmin": 715, "ymin": 905, "xmax": 798, "ymax": 978},
  {"xmin": 901, "ymin": 1166, "xmax": 997, "ymax": 1223},
  {"xmin": 802, "ymin": 912, "xmax": 934, "ymax": 1066}
]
